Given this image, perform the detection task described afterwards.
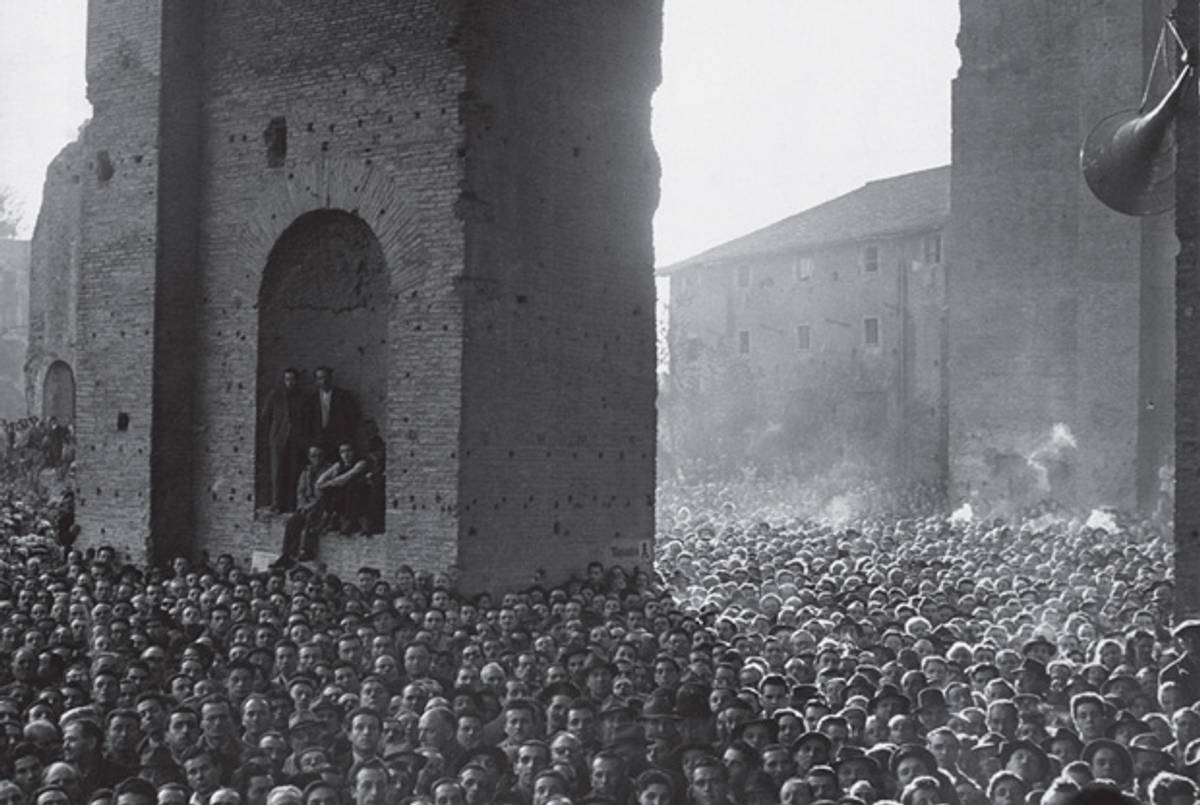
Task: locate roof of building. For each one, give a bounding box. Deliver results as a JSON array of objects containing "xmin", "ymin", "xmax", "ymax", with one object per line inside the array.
[{"xmin": 657, "ymin": 165, "xmax": 950, "ymax": 275}]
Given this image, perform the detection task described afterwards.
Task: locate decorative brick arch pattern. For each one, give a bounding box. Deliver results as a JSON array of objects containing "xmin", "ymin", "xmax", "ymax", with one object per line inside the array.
[{"xmin": 235, "ymin": 159, "xmax": 429, "ymax": 294}]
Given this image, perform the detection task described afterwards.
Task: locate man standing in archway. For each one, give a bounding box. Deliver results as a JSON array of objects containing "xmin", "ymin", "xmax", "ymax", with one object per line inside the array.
[
  {"xmin": 306, "ymin": 366, "xmax": 360, "ymax": 458},
  {"xmin": 260, "ymin": 367, "xmax": 306, "ymax": 512}
]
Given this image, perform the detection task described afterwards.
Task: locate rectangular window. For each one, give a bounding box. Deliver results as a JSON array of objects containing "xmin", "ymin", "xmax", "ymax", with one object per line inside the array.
[
  {"xmin": 924, "ymin": 233, "xmax": 942, "ymax": 265},
  {"xmin": 863, "ymin": 245, "xmax": 879, "ymax": 273},
  {"xmin": 738, "ymin": 330, "xmax": 751, "ymax": 354},
  {"xmin": 736, "ymin": 265, "xmax": 751, "ymax": 288},
  {"xmin": 793, "ymin": 256, "xmax": 814, "ymax": 282},
  {"xmin": 864, "ymin": 317, "xmax": 880, "ymax": 347},
  {"xmin": 797, "ymin": 324, "xmax": 811, "ymax": 351}
]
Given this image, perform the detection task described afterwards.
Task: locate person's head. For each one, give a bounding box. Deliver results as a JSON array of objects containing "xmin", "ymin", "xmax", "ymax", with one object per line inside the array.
[
  {"xmin": 902, "ymin": 775, "xmax": 944, "ymax": 805},
  {"xmin": 349, "ymin": 708, "xmax": 383, "ymax": 755},
  {"xmin": 689, "ymin": 757, "xmax": 730, "ymax": 805},
  {"xmin": 182, "ymin": 747, "xmax": 221, "ymax": 797},
  {"xmin": 457, "ymin": 764, "xmax": 494, "ymax": 805},
  {"xmin": 41, "ymin": 763, "xmax": 81, "ymax": 803},
  {"xmin": 1148, "ymin": 771, "xmax": 1197, "ymax": 805},
  {"xmin": 987, "ymin": 771, "xmax": 1028, "ymax": 805},
  {"xmin": 113, "ymin": 778, "xmax": 157, "ymax": 805},
  {"xmin": 0, "ymin": 782, "xmax": 25, "ymax": 805},
  {"xmin": 516, "ymin": 740, "xmax": 551, "ymax": 789},
  {"xmin": 61, "ymin": 719, "xmax": 100, "ymax": 763},
  {"xmin": 531, "ymin": 770, "xmax": 568, "ymax": 805},
  {"xmin": 282, "ymin": 368, "xmax": 298, "ymax": 390},
  {"xmin": 350, "ymin": 760, "xmax": 390, "ymax": 805},
  {"xmin": 430, "ymin": 779, "xmax": 465, "ymax": 805},
  {"xmin": 314, "ymin": 367, "xmax": 333, "ymax": 391},
  {"xmin": 635, "ymin": 770, "xmax": 675, "ymax": 805},
  {"xmin": 590, "ymin": 750, "xmax": 626, "ymax": 797}
]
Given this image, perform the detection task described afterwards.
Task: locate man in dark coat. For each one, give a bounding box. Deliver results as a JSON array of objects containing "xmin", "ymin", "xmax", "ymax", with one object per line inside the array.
[
  {"xmin": 305, "ymin": 366, "xmax": 361, "ymax": 459},
  {"xmin": 259, "ymin": 367, "xmax": 306, "ymax": 512},
  {"xmin": 1161, "ymin": 620, "xmax": 1200, "ymax": 707}
]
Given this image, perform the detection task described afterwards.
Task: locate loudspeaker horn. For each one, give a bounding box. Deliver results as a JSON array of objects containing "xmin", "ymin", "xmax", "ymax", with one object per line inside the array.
[{"xmin": 1080, "ymin": 65, "xmax": 1192, "ymax": 216}]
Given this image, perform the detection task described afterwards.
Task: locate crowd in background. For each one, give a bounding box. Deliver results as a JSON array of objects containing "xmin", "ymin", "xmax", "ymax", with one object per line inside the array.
[
  {"xmin": 0, "ymin": 447, "xmax": 1191, "ymax": 805},
  {"xmin": 1, "ymin": 416, "xmax": 73, "ymax": 483}
]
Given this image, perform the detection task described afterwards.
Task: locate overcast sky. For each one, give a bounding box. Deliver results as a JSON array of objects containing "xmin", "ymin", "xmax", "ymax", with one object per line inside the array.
[{"xmin": 0, "ymin": 1, "xmax": 960, "ymax": 266}]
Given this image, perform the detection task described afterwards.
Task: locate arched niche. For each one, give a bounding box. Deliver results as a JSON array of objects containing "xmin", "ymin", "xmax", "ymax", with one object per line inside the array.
[
  {"xmin": 255, "ymin": 209, "xmax": 389, "ymax": 505},
  {"xmin": 43, "ymin": 360, "xmax": 76, "ymax": 424}
]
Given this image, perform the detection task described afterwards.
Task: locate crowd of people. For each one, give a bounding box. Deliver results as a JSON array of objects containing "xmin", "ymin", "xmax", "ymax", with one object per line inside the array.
[
  {"xmin": 0, "ymin": 455, "xmax": 1193, "ymax": 805},
  {"xmin": 0, "ymin": 416, "xmax": 73, "ymax": 482}
]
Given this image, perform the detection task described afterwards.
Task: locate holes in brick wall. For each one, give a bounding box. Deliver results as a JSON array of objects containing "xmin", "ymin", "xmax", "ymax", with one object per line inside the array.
[
  {"xmin": 264, "ymin": 117, "xmax": 287, "ymax": 168},
  {"xmin": 96, "ymin": 150, "xmax": 114, "ymax": 183},
  {"xmin": 116, "ymin": 412, "xmax": 129, "ymax": 432}
]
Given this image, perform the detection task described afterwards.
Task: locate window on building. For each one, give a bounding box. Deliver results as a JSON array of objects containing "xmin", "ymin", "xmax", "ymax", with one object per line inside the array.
[
  {"xmin": 864, "ymin": 317, "xmax": 880, "ymax": 347},
  {"xmin": 738, "ymin": 330, "xmax": 751, "ymax": 355},
  {"xmin": 793, "ymin": 256, "xmax": 814, "ymax": 282},
  {"xmin": 797, "ymin": 324, "xmax": 811, "ymax": 351},
  {"xmin": 863, "ymin": 245, "xmax": 879, "ymax": 272},
  {"xmin": 736, "ymin": 265, "xmax": 751, "ymax": 288},
  {"xmin": 924, "ymin": 233, "xmax": 942, "ymax": 265}
]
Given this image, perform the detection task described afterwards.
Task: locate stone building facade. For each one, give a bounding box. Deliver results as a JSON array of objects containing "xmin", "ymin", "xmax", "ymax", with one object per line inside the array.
[
  {"xmin": 0, "ymin": 239, "xmax": 30, "ymax": 419},
  {"xmin": 948, "ymin": 0, "xmax": 1174, "ymax": 513},
  {"xmin": 659, "ymin": 168, "xmax": 949, "ymax": 484},
  {"xmin": 43, "ymin": 1, "xmax": 661, "ymax": 590}
]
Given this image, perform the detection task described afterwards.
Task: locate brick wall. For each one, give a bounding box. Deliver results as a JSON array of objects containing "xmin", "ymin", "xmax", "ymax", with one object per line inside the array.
[
  {"xmin": 70, "ymin": 1, "xmax": 661, "ymax": 590},
  {"xmin": 74, "ymin": 0, "xmax": 165, "ymax": 556},
  {"xmin": 948, "ymin": 0, "xmax": 1172, "ymax": 512},
  {"xmin": 455, "ymin": 0, "xmax": 661, "ymax": 591}
]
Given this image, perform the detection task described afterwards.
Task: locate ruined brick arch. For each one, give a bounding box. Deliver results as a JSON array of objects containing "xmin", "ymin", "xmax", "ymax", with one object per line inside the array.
[
  {"xmin": 41, "ymin": 360, "xmax": 75, "ymax": 425},
  {"xmin": 236, "ymin": 159, "xmax": 429, "ymax": 506}
]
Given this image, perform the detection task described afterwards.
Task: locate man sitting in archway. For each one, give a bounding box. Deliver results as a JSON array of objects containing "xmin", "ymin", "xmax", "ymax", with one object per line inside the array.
[
  {"xmin": 317, "ymin": 441, "xmax": 371, "ymax": 536},
  {"xmin": 275, "ymin": 445, "xmax": 333, "ymax": 567}
]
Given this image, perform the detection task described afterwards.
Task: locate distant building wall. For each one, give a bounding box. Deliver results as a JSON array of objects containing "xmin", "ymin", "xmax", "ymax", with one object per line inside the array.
[
  {"xmin": 948, "ymin": 0, "xmax": 1172, "ymax": 512},
  {"xmin": 26, "ymin": 138, "xmax": 84, "ymax": 423},
  {"xmin": 0, "ymin": 239, "xmax": 30, "ymax": 419},
  {"xmin": 664, "ymin": 228, "xmax": 946, "ymax": 483}
]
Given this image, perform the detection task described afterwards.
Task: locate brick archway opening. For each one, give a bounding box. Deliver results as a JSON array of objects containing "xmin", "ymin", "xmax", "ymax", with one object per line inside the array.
[
  {"xmin": 255, "ymin": 209, "xmax": 389, "ymax": 508},
  {"xmin": 43, "ymin": 360, "xmax": 75, "ymax": 425}
]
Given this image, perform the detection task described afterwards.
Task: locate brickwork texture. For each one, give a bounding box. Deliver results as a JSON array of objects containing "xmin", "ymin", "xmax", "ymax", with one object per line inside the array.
[
  {"xmin": 65, "ymin": 0, "xmax": 661, "ymax": 592},
  {"xmin": 948, "ymin": 0, "xmax": 1174, "ymax": 512}
]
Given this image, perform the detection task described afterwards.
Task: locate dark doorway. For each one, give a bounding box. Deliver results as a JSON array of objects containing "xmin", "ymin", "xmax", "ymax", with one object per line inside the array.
[
  {"xmin": 255, "ymin": 209, "xmax": 388, "ymax": 506},
  {"xmin": 43, "ymin": 360, "xmax": 76, "ymax": 424}
]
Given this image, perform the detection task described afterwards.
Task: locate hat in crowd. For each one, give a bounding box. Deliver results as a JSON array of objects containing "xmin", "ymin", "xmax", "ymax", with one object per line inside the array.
[
  {"xmin": 889, "ymin": 743, "xmax": 937, "ymax": 776},
  {"xmin": 999, "ymin": 739, "xmax": 1052, "ymax": 782},
  {"xmin": 791, "ymin": 731, "xmax": 833, "ymax": 756},
  {"xmin": 639, "ymin": 693, "xmax": 682, "ymax": 722},
  {"xmin": 1042, "ymin": 727, "xmax": 1084, "ymax": 756},
  {"xmin": 1128, "ymin": 734, "xmax": 1173, "ymax": 767},
  {"xmin": 288, "ymin": 711, "xmax": 323, "ymax": 731},
  {"xmin": 868, "ymin": 684, "xmax": 910, "ymax": 714}
]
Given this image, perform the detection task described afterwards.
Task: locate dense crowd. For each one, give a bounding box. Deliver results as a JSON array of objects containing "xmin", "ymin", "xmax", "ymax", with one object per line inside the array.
[
  {"xmin": 0, "ymin": 416, "xmax": 74, "ymax": 485},
  {"xmin": 0, "ymin": 463, "xmax": 1193, "ymax": 805}
]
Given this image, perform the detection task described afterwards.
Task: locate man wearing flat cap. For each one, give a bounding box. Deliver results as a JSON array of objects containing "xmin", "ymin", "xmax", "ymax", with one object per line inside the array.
[{"xmin": 1161, "ymin": 620, "xmax": 1200, "ymax": 707}]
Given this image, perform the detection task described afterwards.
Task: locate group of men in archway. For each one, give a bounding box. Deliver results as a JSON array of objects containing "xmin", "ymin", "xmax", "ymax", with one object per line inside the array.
[{"xmin": 259, "ymin": 367, "xmax": 384, "ymax": 565}]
